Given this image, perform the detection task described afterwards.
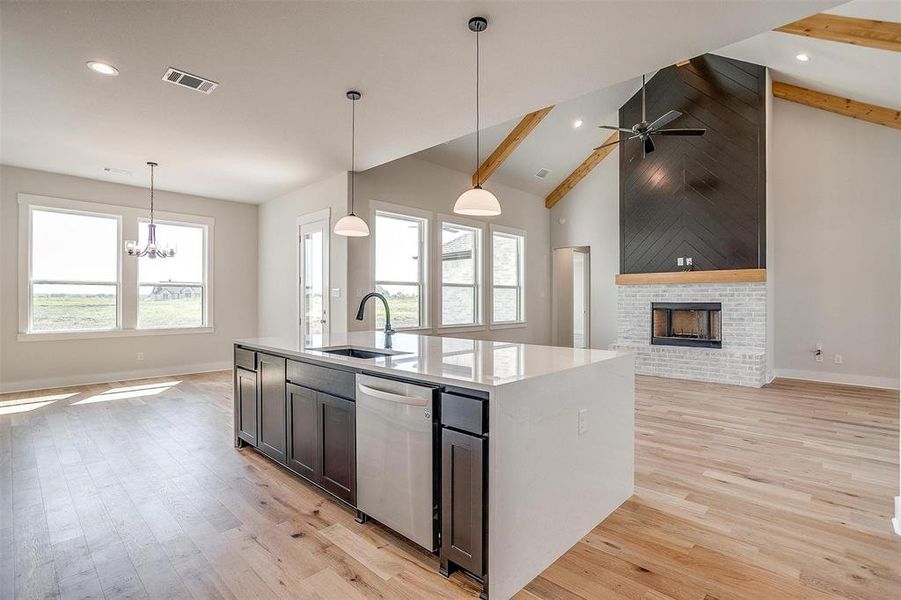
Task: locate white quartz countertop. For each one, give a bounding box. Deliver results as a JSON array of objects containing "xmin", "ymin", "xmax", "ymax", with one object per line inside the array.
[{"xmin": 235, "ymin": 331, "xmax": 630, "ymax": 391}]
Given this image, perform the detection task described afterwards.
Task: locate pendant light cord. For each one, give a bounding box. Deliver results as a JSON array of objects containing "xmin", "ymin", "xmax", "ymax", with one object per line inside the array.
[
  {"xmin": 475, "ymin": 27, "xmax": 480, "ymax": 187},
  {"xmin": 350, "ymin": 95, "xmax": 356, "ymax": 214},
  {"xmin": 149, "ymin": 163, "xmax": 155, "ymax": 225}
]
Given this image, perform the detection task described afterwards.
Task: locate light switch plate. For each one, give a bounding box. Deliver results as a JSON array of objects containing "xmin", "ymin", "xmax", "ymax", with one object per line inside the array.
[
  {"xmin": 677, "ymin": 257, "xmax": 684, "ymax": 266},
  {"xmin": 578, "ymin": 409, "xmax": 588, "ymax": 435}
]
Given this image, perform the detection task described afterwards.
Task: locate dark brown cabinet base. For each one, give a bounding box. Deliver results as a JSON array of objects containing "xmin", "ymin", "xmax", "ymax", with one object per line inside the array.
[{"xmin": 286, "ymin": 384, "xmax": 356, "ymax": 504}]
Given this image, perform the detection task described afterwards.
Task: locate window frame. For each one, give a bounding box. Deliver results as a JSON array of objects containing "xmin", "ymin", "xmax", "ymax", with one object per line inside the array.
[
  {"xmin": 136, "ymin": 217, "xmax": 211, "ymax": 330},
  {"xmin": 489, "ymin": 224, "xmax": 527, "ymax": 328},
  {"xmin": 25, "ymin": 204, "xmax": 123, "ymax": 334},
  {"xmin": 17, "ymin": 193, "xmax": 215, "ymax": 341},
  {"xmin": 437, "ymin": 215, "xmax": 485, "ymax": 331},
  {"xmin": 370, "ymin": 202, "xmax": 430, "ymax": 331}
]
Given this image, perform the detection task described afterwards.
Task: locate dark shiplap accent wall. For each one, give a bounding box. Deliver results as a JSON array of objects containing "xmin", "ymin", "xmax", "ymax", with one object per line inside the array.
[{"xmin": 619, "ymin": 54, "xmax": 766, "ymax": 274}]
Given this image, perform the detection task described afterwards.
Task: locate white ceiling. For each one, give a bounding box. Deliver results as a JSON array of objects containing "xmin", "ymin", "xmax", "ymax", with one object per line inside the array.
[
  {"xmin": 416, "ymin": 77, "xmax": 644, "ymax": 197},
  {"xmin": 718, "ymin": 1, "xmax": 901, "ymax": 108},
  {"xmin": 418, "ymin": 0, "xmax": 898, "ymax": 198},
  {"xmin": 0, "ymin": 1, "xmax": 839, "ymax": 203}
]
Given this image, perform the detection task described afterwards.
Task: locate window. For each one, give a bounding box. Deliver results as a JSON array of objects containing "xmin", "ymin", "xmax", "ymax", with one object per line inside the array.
[
  {"xmin": 28, "ymin": 208, "xmax": 120, "ymax": 332},
  {"xmin": 440, "ymin": 221, "xmax": 482, "ymax": 327},
  {"xmin": 19, "ymin": 194, "xmax": 213, "ymax": 339},
  {"xmin": 491, "ymin": 229, "xmax": 525, "ymax": 323},
  {"xmin": 138, "ymin": 220, "xmax": 207, "ymax": 328},
  {"xmin": 373, "ymin": 210, "xmax": 427, "ymax": 329}
]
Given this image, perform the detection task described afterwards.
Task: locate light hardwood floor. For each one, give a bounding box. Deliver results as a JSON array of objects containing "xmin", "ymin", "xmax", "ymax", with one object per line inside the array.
[{"xmin": 1, "ymin": 373, "xmax": 898, "ymax": 599}]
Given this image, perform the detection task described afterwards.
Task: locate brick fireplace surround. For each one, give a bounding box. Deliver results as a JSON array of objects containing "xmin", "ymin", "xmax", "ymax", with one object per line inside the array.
[{"xmin": 612, "ymin": 277, "xmax": 768, "ymax": 388}]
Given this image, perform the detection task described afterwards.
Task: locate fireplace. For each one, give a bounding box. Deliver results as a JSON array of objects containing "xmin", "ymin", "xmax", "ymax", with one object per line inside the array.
[{"xmin": 651, "ymin": 302, "xmax": 722, "ymax": 348}]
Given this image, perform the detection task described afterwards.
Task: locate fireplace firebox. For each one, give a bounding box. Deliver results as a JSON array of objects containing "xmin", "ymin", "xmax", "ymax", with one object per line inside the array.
[{"xmin": 651, "ymin": 302, "xmax": 722, "ymax": 348}]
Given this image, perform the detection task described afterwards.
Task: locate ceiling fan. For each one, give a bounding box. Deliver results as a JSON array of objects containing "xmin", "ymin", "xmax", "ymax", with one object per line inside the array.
[{"xmin": 596, "ymin": 74, "xmax": 706, "ymax": 156}]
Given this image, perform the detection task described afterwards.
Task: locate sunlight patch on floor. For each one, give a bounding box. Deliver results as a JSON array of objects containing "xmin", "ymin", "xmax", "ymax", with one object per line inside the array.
[
  {"xmin": 0, "ymin": 392, "xmax": 78, "ymax": 415},
  {"xmin": 72, "ymin": 381, "xmax": 181, "ymax": 405}
]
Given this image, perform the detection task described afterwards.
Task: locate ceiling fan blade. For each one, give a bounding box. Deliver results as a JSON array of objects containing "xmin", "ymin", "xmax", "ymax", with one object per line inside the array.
[
  {"xmin": 598, "ymin": 125, "xmax": 633, "ymax": 133},
  {"xmin": 593, "ymin": 134, "xmax": 639, "ymax": 151},
  {"xmin": 644, "ymin": 136, "xmax": 655, "ymax": 155},
  {"xmin": 653, "ymin": 128, "xmax": 706, "ymax": 136},
  {"xmin": 647, "ymin": 110, "xmax": 681, "ymax": 132}
]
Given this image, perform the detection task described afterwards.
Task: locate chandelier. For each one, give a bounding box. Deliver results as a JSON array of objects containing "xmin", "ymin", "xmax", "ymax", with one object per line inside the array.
[{"xmin": 125, "ymin": 161, "xmax": 175, "ymax": 259}]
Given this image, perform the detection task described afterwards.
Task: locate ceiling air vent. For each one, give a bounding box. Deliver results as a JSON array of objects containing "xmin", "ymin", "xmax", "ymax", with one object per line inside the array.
[
  {"xmin": 535, "ymin": 168, "xmax": 551, "ymax": 180},
  {"xmin": 162, "ymin": 67, "xmax": 218, "ymax": 94}
]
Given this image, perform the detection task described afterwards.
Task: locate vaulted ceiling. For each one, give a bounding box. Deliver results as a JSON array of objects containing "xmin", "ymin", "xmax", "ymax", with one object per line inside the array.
[{"xmin": 0, "ymin": 1, "xmax": 839, "ymax": 203}]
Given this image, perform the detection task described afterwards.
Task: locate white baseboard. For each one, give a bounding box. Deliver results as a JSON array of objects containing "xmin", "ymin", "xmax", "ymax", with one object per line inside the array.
[
  {"xmin": 894, "ymin": 497, "xmax": 901, "ymax": 537},
  {"xmin": 774, "ymin": 369, "xmax": 899, "ymax": 391},
  {"xmin": 0, "ymin": 361, "xmax": 232, "ymax": 394}
]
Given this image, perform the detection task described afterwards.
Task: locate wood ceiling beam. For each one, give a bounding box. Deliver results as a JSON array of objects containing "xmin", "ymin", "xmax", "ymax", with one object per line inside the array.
[
  {"xmin": 772, "ymin": 81, "xmax": 901, "ymax": 130},
  {"xmin": 774, "ymin": 13, "xmax": 901, "ymax": 52},
  {"xmin": 472, "ymin": 105, "xmax": 553, "ymax": 187},
  {"xmin": 544, "ymin": 132, "xmax": 619, "ymax": 209}
]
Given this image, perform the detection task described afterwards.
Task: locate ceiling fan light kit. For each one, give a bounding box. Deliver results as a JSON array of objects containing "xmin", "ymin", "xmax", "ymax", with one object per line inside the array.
[
  {"xmin": 335, "ymin": 90, "xmax": 371, "ymax": 237},
  {"xmin": 597, "ymin": 73, "xmax": 706, "ymax": 156},
  {"xmin": 454, "ymin": 16, "xmax": 501, "ymax": 217}
]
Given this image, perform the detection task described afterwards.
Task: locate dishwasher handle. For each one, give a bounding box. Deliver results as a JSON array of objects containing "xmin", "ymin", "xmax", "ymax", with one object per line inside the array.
[{"xmin": 357, "ymin": 383, "xmax": 429, "ymax": 406}]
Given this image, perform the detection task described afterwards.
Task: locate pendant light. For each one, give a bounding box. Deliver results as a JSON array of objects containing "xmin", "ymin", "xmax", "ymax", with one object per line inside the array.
[
  {"xmin": 125, "ymin": 162, "xmax": 175, "ymax": 259},
  {"xmin": 334, "ymin": 90, "xmax": 370, "ymax": 237},
  {"xmin": 454, "ymin": 16, "xmax": 501, "ymax": 217}
]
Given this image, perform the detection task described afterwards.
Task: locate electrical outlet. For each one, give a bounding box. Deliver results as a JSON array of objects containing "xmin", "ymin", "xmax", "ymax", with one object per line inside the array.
[
  {"xmin": 815, "ymin": 352, "xmax": 823, "ymax": 362},
  {"xmin": 330, "ymin": 288, "xmax": 341, "ymax": 298},
  {"xmin": 676, "ymin": 257, "xmax": 684, "ymax": 266},
  {"xmin": 834, "ymin": 354, "xmax": 843, "ymax": 365},
  {"xmin": 686, "ymin": 257, "xmax": 693, "ymax": 266},
  {"xmin": 136, "ymin": 352, "xmax": 144, "ymax": 361},
  {"xmin": 578, "ymin": 409, "xmax": 588, "ymax": 435}
]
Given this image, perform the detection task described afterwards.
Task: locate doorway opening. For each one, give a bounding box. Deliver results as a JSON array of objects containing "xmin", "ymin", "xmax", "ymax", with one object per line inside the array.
[{"xmin": 552, "ymin": 246, "xmax": 591, "ymax": 348}]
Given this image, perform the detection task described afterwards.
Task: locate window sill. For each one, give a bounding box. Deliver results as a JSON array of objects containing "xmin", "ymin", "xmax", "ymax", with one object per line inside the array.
[
  {"xmin": 436, "ymin": 324, "xmax": 487, "ymax": 335},
  {"xmin": 18, "ymin": 326, "xmax": 214, "ymax": 342},
  {"xmin": 489, "ymin": 321, "xmax": 527, "ymax": 330}
]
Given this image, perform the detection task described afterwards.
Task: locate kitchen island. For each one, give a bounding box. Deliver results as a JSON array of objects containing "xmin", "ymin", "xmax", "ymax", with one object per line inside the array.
[{"xmin": 233, "ymin": 331, "xmax": 634, "ymax": 600}]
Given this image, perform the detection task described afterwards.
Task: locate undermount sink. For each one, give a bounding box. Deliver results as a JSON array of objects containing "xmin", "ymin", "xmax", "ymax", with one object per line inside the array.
[{"xmin": 313, "ymin": 346, "xmax": 408, "ymax": 359}]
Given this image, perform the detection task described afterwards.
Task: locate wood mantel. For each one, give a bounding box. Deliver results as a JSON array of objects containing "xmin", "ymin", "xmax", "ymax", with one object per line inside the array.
[{"xmin": 615, "ymin": 269, "xmax": 766, "ymax": 285}]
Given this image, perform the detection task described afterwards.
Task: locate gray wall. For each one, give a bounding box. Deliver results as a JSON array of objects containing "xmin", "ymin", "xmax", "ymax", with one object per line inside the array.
[
  {"xmin": 770, "ymin": 101, "xmax": 900, "ymax": 388},
  {"xmin": 550, "ymin": 146, "xmax": 620, "ymax": 349},
  {"xmin": 257, "ymin": 171, "xmax": 349, "ymax": 341},
  {"xmin": 0, "ymin": 165, "xmax": 258, "ymax": 392},
  {"xmin": 350, "ymin": 157, "xmax": 552, "ymax": 345}
]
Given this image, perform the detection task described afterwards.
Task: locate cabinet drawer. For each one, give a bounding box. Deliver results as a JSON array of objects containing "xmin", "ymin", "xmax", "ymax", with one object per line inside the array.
[
  {"xmin": 441, "ymin": 393, "xmax": 487, "ymax": 436},
  {"xmin": 287, "ymin": 360, "xmax": 355, "ymax": 400},
  {"xmin": 234, "ymin": 346, "xmax": 256, "ymax": 371}
]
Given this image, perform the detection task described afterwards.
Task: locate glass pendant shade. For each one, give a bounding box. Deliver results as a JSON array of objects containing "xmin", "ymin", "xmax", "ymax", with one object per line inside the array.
[
  {"xmin": 454, "ymin": 186, "xmax": 501, "ymax": 216},
  {"xmin": 333, "ymin": 212, "xmax": 370, "ymax": 237}
]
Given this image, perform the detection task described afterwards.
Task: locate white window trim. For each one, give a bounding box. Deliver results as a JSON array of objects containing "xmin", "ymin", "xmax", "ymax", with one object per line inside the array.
[
  {"xmin": 370, "ymin": 200, "xmax": 431, "ymax": 331},
  {"xmin": 17, "ymin": 193, "xmax": 215, "ymax": 341},
  {"xmin": 436, "ymin": 214, "xmax": 486, "ymax": 333},
  {"xmin": 489, "ymin": 224, "xmax": 527, "ymax": 329}
]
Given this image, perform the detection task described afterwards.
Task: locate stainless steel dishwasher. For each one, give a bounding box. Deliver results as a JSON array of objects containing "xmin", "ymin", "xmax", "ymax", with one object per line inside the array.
[{"xmin": 355, "ymin": 373, "xmax": 436, "ymax": 551}]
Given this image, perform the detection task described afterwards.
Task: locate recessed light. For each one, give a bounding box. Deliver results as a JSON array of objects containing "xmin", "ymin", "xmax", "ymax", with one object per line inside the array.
[
  {"xmin": 87, "ymin": 61, "xmax": 119, "ymax": 76},
  {"xmin": 795, "ymin": 53, "xmax": 810, "ymax": 62},
  {"xmin": 573, "ymin": 119, "xmax": 583, "ymax": 128}
]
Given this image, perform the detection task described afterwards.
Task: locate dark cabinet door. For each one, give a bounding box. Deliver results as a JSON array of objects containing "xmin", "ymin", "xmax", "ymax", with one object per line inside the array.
[
  {"xmin": 286, "ymin": 383, "xmax": 319, "ymax": 480},
  {"xmin": 318, "ymin": 393, "xmax": 355, "ymax": 504},
  {"xmin": 257, "ymin": 353, "xmax": 287, "ymax": 464},
  {"xmin": 235, "ymin": 367, "xmax": 258, "ymax": 446},
  {"xmin": 441, "ymin": 428, "xmax": 485, "ymax": 577}
]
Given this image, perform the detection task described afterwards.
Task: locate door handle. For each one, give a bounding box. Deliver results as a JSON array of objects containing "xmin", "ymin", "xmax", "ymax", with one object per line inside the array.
[{"xmin": 357, "ymin": 383, "xmax": 428, "ymax": 406}]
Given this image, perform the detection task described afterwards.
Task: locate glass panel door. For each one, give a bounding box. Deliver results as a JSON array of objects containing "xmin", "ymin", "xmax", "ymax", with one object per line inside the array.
[{"xmin": 300, "ymin": 219, "xmax": 327, "ymax": 339}]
